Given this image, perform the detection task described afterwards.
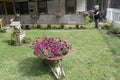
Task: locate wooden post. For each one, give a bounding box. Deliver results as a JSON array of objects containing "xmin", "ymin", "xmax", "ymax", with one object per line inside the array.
[
  {"xmin": 49, "ymin": 60, "xmax": 66, "ymax": 79},
  {"xmin": 0, "ymin": 19, "xmax": 2, "ymax": 29},
  {"xmin": 35, "ymin": 0, "xmax": 38, "ymax": 12},
  {"xmin": 85, "ymin": 0, "xmax": 87, "ymax": 27},
  {"xmin": 3, "ymin": 0, "xmax": 7, "ymax": 24},
  {"xmin": 58, "ymin": 0, "xmax": 61, "ymax": 11},
  {"xmin": 85, "ymin": 0, "xmax": 87, "ymax": 11},
  {"xmin": 107, "ymin": 0, "xmax": 111, "ymax": 8},
  {"xmin": 12, "ymin": 0, "xmax": 17, "ymax": 21},
  {"xmin": 12, "ymin": 0, "xmax": 16, "ymax": 15}
]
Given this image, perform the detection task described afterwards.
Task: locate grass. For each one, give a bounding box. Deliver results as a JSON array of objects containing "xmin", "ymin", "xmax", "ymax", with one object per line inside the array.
[{"xmin": 0, "ymin": 27, "xmax": 120, "ymax": 80}]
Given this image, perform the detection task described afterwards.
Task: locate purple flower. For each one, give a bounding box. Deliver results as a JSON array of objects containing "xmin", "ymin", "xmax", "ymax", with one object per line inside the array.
[
  {"xmin": 39, "ymin": 51, "xmax": 43, "ymax": 57},
  {"xmin": 30, "ymin": 36, "xmax": 72, "ymax": 58},
  {"xmin": 38, "ymin": 43, "xmax": 42, "ymax": 48}
]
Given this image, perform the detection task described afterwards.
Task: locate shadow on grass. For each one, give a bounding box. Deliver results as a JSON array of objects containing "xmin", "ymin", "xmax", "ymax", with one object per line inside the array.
[
  {"xmin": 1, "ymin": 40, "xmax": 16, "ymax": 46},
  {"xmin": 1, "ymin": 40, "xmax": 10, "ymax": 44},
  {"xmin": 18, "ymin": 57, "xmax": 54, "ymax": 78}
]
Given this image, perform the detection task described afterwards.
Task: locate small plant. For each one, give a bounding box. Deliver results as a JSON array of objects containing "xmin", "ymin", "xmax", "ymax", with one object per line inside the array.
[
  {"xmin": 25, "ymin": 25, "xmax": 31, "ymax": 30},
  {"xmin": 22, "ymin": 37, "xmax": 31, "ymax": 43},
  {"xmin": 12, "ymin": 28, "xmax": 20, "ymax": 34},
  {"xmin": 75, "ymin": 24, "xmax": 79, "ymax": 29},
  {"xmin": 8, "ymin": 38, "xmax": 16, "ymax": 45},
  {"xmin": 68, "ymin": 27, "xmax": 72, "ymax": 29},
  {"xmin": 60, "ymin": 24, "xmax": 64, "ymax": 29},
  {"xmin": 37, "ymin": 24, "xmax": 42, "ymax": 29},
  {"xmin": 80, "ymin": 26, "xmax": 86, "ymax": 29},
  {"xmin": 53, "ymin": 26, "xmax": 57, "ymax": 29},
  {"xmin": 86, "ymin": 15, "xmax": 93, "ymax": 23},
  {"xmin": 112, "ymin": 27, "xmax": 120, "ymax": 34},
  {"xmin": 0, "ymin": 28, "xmax": 7, "ymax": 33},
  {"xmin": 47, "ymin": 24, "xmax": 51, "ymax": 29},
  {"xmin": 107, "ymin": 27, "xmax": 120, "ymax": 37},
  {"xmin": 11, "ymin": 27, "xmax": 25, "ymax": 46},
  {"xmin": 101, "ymin": 23, "xmax": 113, "ymax": 30}
]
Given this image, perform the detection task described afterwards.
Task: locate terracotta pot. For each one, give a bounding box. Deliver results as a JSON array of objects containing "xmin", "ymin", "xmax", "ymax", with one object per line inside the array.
[{"xmin": 43, "ymin": 55, "xmax": 67, "ymax": 65}]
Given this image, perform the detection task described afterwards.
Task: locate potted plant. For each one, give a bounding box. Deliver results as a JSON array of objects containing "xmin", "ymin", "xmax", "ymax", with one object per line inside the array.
[
  {"xmin": 22, "ymin": 37, "xmax": 31, "ymax": 43},
  {"xmin": 30, "ymin": 36, "xmax": 72, "ymax": 59},
  {"xmin": 11, "ymin": 27, "xmax": 25, "ymax": 45},
  {"xmin": 30, "ymin": 36, "xmax": 72, "ymax": 79}
]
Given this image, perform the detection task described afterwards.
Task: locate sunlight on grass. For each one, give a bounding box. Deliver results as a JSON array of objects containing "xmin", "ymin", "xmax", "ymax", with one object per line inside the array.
[{"xmin": 0, "ymin": 29, "xmax": 119, "ymax": 80}]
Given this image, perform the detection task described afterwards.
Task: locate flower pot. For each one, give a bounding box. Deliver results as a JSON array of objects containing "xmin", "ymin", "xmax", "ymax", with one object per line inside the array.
[
  {"xmin": 12, "ymin": 31, "xmax": 25, "ymax": 45},
  {"xmin": 43, "ymin": 54, "xmax": 67, "ymax": 66}
]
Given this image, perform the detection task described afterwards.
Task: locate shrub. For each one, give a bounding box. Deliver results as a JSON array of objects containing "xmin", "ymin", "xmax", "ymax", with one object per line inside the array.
[
  {"xmin": 12, "ymin": 28, "xmax": 20, "ymax": 34},
  {"xmin": 0, "ymin": 28, "xmax": 7, "ymax": 33},
  {"xmin": 25, "ymin": 25, "xmax": 31, "ymax": 30},
  {"xmin": 8, "ymin": 38, "xmax": 16, "ymax": 45},
  {"xmin": 53, "ymin": 26, "xmax": 57, "ymax": 29},
  {"xmin": 37, "ymin": 24, "xmax": 42, "ymax": 29},
  {"xmin": 75, "ymin": 24, "xmax": 79, "ymax": 29},
  {"xmin": 68, "ymin": 27, "xmax": 73, "ymax": 29},
  {"xmin": 112, "ymin": 27, "xmax": 120, "ymax": 34},
  {"xmin": 11, "ymin": 27, "xmax": 25, "ymax": 46},
  {"xmin": 86, "ymin": 15, "xmax": 93, "ymax": 23},
  {"xmin": 47, "ymin": 24, "xmax": 51, "ymax": 29},
  {"xmin": 101, "ymin": 23, "xmax": 113, "ymax": 30},
  {"xmin": 60, "ymin": 24, "xmax": 64, "ymax": 29},
  {"xmin": 22, "ymin": 37, "xmax": 31, "ymax": 43}
]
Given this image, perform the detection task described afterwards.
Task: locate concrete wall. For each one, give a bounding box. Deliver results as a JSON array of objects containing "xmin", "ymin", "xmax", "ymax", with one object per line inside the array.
[
  {"xmin": 17, "ymin": 14, "xmax": 85, "ymax": 24},
  {"xmin": 106, "ymin": 8, "xmax": 120, "ymax": 27}
]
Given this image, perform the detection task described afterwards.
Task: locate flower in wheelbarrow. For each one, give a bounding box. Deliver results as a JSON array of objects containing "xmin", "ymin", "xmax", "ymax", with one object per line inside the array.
[{"xmin": 30, "ymin": 36, "xmax": 72, "ymax": 59}]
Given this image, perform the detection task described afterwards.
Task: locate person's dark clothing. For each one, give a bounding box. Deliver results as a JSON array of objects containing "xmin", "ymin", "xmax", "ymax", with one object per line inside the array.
[
  {"xmin": 94, "ymin": 10, "xmax": 99, "ymax": 29},
  {"xmin": 94, "ymin": 10, "xmax": 99, "ymax": 19}
]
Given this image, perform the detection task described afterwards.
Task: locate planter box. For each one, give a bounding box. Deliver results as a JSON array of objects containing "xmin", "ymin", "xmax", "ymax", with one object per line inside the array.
[{"xmin": 12, "ymin": 31, "xmax": 25, "ymax": 45}]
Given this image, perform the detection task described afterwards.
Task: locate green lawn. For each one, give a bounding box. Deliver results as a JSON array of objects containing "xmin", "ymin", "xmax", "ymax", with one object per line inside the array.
[{"xmin": 0, "ymin": 29, "xmax": 120, "ymax": 80}]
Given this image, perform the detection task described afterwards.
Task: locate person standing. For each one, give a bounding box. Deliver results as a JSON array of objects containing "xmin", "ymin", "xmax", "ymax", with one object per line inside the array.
[{"xmin": 94, "ymin": 5, "xmax": 100, "ymax": 29}]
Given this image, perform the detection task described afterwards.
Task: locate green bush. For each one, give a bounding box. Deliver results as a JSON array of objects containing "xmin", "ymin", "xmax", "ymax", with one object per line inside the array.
[
  {"xmin": 53, "ymin": 26, "xmax": 57, "ymax": 29},
  {"xmin": 12, "ymin": 28, "xmax": 20, "ymax": 34},
  {"xmin": 47, "ymin": 24, "xmax": 51, "ymax": 29},
  {"xmin": 75, "ymin": 24, "xmax": 79, "ymax": 29},
  {"xmin": 8, "ymin": 38, "xmax": 16, "ymax": 45},
  {"xmin": 112, "ymin": 27, "xmax": 120, "ymax": 34},
  {"xmin": 86, "ymin": 15, "xmax": 93, "ymax": 23},
  {"xmin": 22, "ymin": 37, "xmax": 31, "ymax": 43},
  {"xmin": 0, "ymin": 28, "xmax": 7, "ymax": 33},
  {"xmin": 60, "ymin": 24, "xmax": 64, "ymax": 29},
  {"xmin": 101, "ymin": 23, "xmax": 113, "ymax": 30},
  {"xmin": 25, "ymin": 25, "xmax": 31, "ymax": 30},
  {"xmin": 68, "ymin": 27, "xmax": 73, "ymax": 29},
  {"xmin": 37, "ymin": 24, "xmax": 42, "ymax": 29}
]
